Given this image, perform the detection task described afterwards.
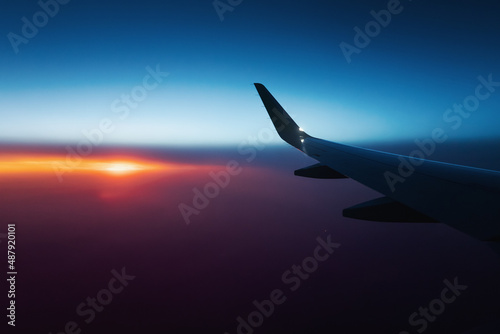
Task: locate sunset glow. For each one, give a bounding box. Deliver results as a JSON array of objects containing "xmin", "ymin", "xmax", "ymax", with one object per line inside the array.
[{"xmin": 0, "ymin": 154, "xmax": 197, "ymax": 177}]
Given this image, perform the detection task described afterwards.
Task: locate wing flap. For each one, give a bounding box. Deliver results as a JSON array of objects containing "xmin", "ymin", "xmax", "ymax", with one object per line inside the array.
[
  {"xmin": 343, "ymin": 196, "xmax": 437, "ymax": 223},
  {"xmin": 294, "ymin": 163, "xmax": 348, "ymax": 179}
]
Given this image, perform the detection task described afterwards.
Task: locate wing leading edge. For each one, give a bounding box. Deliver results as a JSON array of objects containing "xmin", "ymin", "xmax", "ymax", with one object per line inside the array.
[{"xmin": 254, "ymin": 83, "xmax": 500, "ymax": 241}]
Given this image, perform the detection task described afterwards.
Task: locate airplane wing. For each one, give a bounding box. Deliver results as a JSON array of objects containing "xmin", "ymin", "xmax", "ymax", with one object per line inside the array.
[{"xmin": 254, "ymin": 83, "xmax": 500, "ymax": 242}]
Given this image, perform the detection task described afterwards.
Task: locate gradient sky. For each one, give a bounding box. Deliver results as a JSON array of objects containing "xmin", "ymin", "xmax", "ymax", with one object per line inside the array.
[
  {"xmin": 2, "ymin": 0, "xmax": 500, "ymax": 146},
  {"xmin": 3, "ymin": 1, "xmax": 500, "ymax": 334}
]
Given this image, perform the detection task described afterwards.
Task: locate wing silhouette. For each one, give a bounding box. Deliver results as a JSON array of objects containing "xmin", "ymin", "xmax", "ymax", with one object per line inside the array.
[{"xmin": 255, "ymin": 83, "xmax": 500, "ymax": 242}]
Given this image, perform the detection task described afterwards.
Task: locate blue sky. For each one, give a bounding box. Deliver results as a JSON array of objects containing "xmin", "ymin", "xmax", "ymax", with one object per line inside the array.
[{"xmin": 2, "ymin": 0, "xmax": 500, "ymax": 146}]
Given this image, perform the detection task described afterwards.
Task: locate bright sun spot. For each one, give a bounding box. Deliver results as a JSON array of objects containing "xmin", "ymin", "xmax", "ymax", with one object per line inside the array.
[{"xmin": 99, "ymin": 162, "xmax": 144, "ymax": 175}]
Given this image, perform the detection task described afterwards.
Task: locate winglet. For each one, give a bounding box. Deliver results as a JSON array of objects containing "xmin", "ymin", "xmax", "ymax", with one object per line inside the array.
[{"xmin": 254, "ymin": 83, "xmax": 310, "ymax": 150}]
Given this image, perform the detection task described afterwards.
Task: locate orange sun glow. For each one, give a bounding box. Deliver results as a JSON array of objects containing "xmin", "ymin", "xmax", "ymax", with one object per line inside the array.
[{"xmin": 0, "ymin": 154, "xmax": 189, "ymax": 177}]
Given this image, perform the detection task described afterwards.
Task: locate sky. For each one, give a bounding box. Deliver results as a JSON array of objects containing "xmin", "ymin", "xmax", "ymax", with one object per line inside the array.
[
  {"xmin": 2, "ymin": 1, "xmax": 500, "ymax": 333},
  {"xmin": 2, "ymin": 0, "xmax": 500, "ymax": 146}
]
